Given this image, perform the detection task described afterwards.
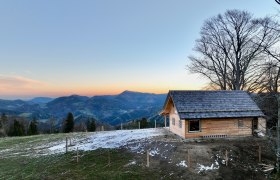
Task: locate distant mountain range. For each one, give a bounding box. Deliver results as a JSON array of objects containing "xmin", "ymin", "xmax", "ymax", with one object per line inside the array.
[
  {"xmin": 30, "ymin": 97, "xmax": 54, "ymax": 104},
  {"xmin": 0, "ymin": 91, "xmax": 167, "ymax": 126}
]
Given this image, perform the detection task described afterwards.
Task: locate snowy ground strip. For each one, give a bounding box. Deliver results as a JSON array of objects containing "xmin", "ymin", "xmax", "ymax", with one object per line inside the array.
[
  {"xmin": 0, "ymin": 128, "xmax": 166, "ymax": 157},
  {"xmin": 46, "ymin": 128, "xmax": 166, "ymax": 155}
]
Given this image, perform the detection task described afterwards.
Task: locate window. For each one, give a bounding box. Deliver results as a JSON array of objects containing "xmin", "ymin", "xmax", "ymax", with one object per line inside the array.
[
  {"xmin": 172, "ymin": 118, "xmax": 175, "ymax": 125},
  {"xmin": 189, "ymin": 120, "xmax": 200, "ymax": 132},
  {"xmin": 179, "ymin": 120, "xmax": 182, "ymax": 128},
  {"xmin": 238, "ymin": 120, "xmax": 244, "ymax": 128}
]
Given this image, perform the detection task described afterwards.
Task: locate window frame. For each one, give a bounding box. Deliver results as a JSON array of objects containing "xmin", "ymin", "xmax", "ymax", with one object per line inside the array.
[{"xmin": 188, "ymin": 119, "xmax": 201, "ymax": 133}]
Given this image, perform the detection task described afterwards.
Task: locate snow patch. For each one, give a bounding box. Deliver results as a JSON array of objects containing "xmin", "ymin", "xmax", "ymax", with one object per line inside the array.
[
  {"xmin": 176, "ymin": 160, "xmax": 188, "ymax": 167},
  {"xmin": 124, "ymin": 160, "xmax": 137, "ymax": 167},
  {"xmin": 197, "ymin": 163, "xmax": 219, "ymax": 173},
  {"xmin": 46, "ymin": 128, "xmax": 165, "ymax": 155},
  {"xmin": 215, "ymin": 160, "xmax": 219, "ymax": 166},
  {"xmin": 149, "ymin": 148, "xmax": 160, "ymax": 156},
  {"xmin": 258, "ymin": 132, "xmax": 265, "ymax": 137}
]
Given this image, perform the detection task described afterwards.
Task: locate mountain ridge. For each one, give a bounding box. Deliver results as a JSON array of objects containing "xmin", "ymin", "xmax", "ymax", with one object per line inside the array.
[{"xmin": 0, "ymin": 91, "xmax": 167, "ymax": 126}]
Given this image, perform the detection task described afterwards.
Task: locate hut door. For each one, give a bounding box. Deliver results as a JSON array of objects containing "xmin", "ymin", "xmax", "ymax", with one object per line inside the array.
[{"xmin": 252, "ymin": 118, "xmax": 258, "ymax": 131}]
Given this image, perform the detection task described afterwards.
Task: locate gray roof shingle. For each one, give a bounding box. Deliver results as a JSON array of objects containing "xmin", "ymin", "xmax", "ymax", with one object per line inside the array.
[{"xmin": 166, "ymin": 90, "xmax": 264, "ymax": 119}]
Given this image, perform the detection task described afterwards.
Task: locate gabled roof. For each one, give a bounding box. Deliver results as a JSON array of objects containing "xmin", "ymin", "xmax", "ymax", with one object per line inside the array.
[{"xmin": 162, "ymin": 90, "xmax": 264, "ymax": 119}]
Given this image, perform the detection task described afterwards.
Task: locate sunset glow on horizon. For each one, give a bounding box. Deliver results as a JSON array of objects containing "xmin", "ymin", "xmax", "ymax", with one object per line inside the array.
[
  {"xmin": 0, "ymin": 0, "xmax": 277, "ymax": 99},
  {"xmin": 0, "ymin": 73, "xmax": 206, "ymax": 99}
]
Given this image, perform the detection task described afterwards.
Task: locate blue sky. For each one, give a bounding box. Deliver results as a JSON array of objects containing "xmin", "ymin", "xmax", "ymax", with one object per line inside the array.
[{"xmin": 0, "ymin": 0, "xmax": 279, "ymax": 99}]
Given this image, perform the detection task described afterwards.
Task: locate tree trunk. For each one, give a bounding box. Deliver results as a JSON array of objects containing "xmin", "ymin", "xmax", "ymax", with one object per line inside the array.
[
  {"xmin": 277, "ymin": 93, "xmax": 280, "ymax": 171},
  {"xmin": 278, "ymin": 93, "xmax": 280, "ymax": 128},
  {"xmin": 235, "ymin": 58, "xmax": 241, "ymax": 90}
]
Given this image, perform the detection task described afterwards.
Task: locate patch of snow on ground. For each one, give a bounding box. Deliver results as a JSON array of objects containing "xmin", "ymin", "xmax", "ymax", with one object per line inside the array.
[
  {"xmin": 258, "ymin": 132, "xmax": 265, "ymax": 137},
  {"xmin": 49, "ymin": 143, "xmax": 66, "ymax": 152},
  {"xmin": 128, "ymin": 141, "xmax": 151, "ymax": 154},
  {"xmin": 124, "ymin": 160, "xmax": 137, "ymax": 167},
  {"xmin": 149, "ymin": 148, "xmax": 160, "ymax": 156},
  {"xmin": 176, "ymin": 160, "xmax": 188, "ymax": 167},
  {"xmin": 129, "ymin": 143, "xmax": 142, "ymax": 152},
  {"xmin": 197, "ymin": 163, "xmax": 219, "ymax": 173},
  {"xmin": 46, "ymin": 128, "xmax": 165, "ymax": 155},
  {"xmin": 215, "ymin": 160, "xmax": 219, "ymax": 166}
]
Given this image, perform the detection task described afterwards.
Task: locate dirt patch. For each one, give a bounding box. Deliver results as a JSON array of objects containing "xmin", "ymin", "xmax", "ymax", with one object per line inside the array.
[{"xmin": 125, "ymin": 131, "xmax": 276, "ymax": 179}]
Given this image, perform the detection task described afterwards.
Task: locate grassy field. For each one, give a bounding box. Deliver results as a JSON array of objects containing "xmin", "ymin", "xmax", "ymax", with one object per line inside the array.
[
  {"xmin": 1, "ymin": 149, "xmax": 164, "ymax": 179},
  {"xmin": 0, "ymin": 133, "xmax": 84, "ymax": 158},
  {"xmin": 0, "ymin": 149, "xmax": 161, "ymax": 180},
  {"xmin": 0, "ymin": 132, "xmax": 164, "ymax": 180}
]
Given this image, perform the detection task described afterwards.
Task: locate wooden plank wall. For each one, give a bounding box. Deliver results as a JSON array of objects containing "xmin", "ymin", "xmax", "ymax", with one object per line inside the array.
[
  {"xmin": 169, "ymin": 106, "xmax": 185, "ymax": 138},
  {"xmin": 185, "ymin": 118, "xmax": 253, "ymax": 138}
]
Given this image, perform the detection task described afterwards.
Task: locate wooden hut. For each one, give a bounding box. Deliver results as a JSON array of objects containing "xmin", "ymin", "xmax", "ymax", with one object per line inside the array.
[{"xmin": 160, "ymin": 90, "xmax": 266, "ymax": 138}]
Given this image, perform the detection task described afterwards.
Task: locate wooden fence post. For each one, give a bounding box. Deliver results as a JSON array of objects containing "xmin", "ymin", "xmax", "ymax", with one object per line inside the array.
[
  {"xmin": 155, "ymin": 120, "xmax": 157, "ymax": 129},
  {"xmin": 188, "ymin": 149, "xmax": 191, "ymax": 168},
  {"xmin": 77, "ymin": 147, "xmax": 79, "ymax": 163},
  {"xmin": 121, "ymin": 123, "xmax": 123, "ymax": 130},
  {"xmin": 225, "ymin": 150, "xmax": 228, "ymax": 166},
  {"xmin": 108, "ymin": 150, "xmax": 111, "ymax": 167},
  {"xmin": 66, "ymin": 137, "xmax": 68, "ymax": 153},
  {"xmin": 147, "ymin": 150, "xmax": 150, "ymax": 167},
  {"xmin": 102, "ymin": 126, "xmax": 104, "ymax": 131},
  {"xmin": 259, "ymin": 146, "xmax": 262, "ymax": 162}
]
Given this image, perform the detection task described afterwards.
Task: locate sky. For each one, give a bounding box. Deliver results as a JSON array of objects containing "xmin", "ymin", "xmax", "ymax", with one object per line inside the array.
[{"xmin": 0, "ymin": 0, "xmax": 279, "ymax": 99}]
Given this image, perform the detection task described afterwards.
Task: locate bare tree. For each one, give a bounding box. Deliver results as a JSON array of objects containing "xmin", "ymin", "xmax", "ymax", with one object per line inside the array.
[
  {"xmin": 260, "ymin": 16, "xmax": 280, "ymax": 170},
  {"xmin": 263, "ymin": 46, "xmax": 280, "ymax": 93},
  {"xmin": 188, "ymin": 10, "xmax": 279, "ymax": 91},
  {"xmin": 260, "ymin": 61, "xmax": 280, "ymax": 93}
]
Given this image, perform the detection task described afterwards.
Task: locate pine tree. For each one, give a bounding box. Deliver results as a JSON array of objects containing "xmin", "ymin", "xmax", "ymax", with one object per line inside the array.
[
  {"xmin": 28, "ymin": 118, "xmax": 38, "ymax": 135},
  {"xmin": 0, "ymin": 113, "xmax": 7, "ymax": 136},
  {"xmin": 0, "ymin": 113, "xmax": 7, "ymax": 129},
  {"xmin": 63, "ymin": 112, "xmax": 74, "ymax": 133},
  {"xmin": 11, "ymin": 120, "xmax": 25, "ymax": 136},
  {"xmin": 0, "ymin": 114, "xmax": 3, "ymax": 129},
  {"xmin": 140, "ymin": 118, "xmax": 148, "ymax": 128},
  {"xmin": 87, "ymin": 118, "xmax": 96, "ymax": 132}
]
